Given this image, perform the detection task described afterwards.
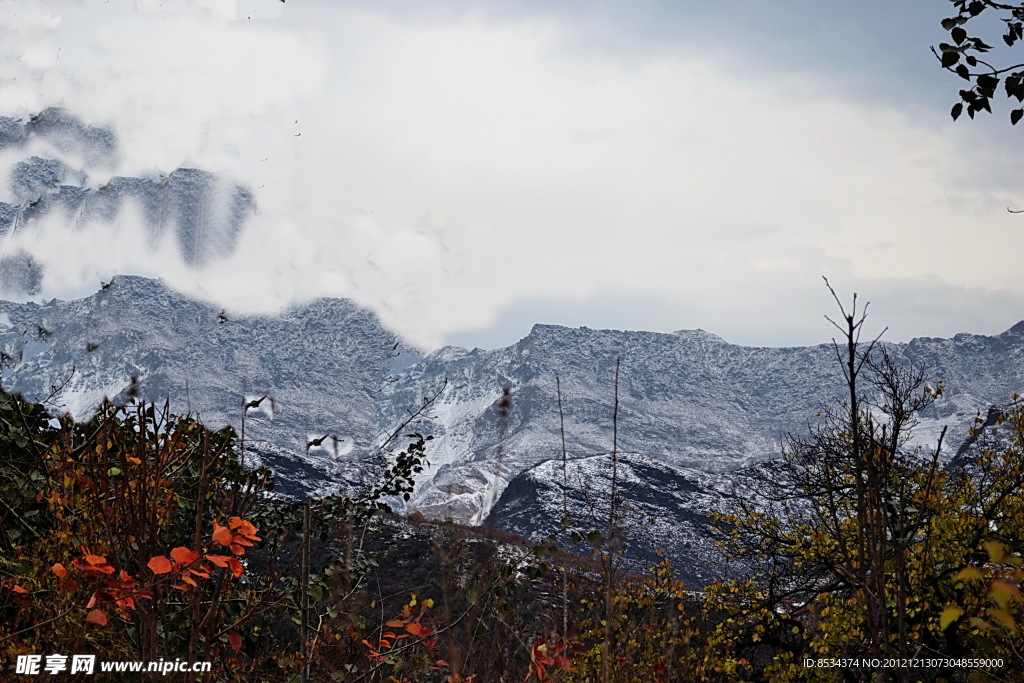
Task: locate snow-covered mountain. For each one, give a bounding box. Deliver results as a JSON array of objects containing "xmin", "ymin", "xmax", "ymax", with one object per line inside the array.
[
  {"xmin": 0, "ymin": 275, "xmax": 418, "ymax": 498},
  {"xmin": 0, "ymin": 277, "xmax": 1021, "ymax": 580},
  {"xmin": 380, "ymin": 321, "xmax": 1024, "ymax": 524}
]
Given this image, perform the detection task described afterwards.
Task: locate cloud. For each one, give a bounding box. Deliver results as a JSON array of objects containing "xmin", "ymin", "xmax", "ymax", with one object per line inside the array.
[{"xmin": 0, "ymin": 2, "xmax": 1021, "ymax": 351}]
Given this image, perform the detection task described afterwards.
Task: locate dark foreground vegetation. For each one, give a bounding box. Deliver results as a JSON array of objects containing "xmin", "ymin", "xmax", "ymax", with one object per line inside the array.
[{"xmin": 1, "ymin": 296, "xmax": 1023, "ymax": 682}]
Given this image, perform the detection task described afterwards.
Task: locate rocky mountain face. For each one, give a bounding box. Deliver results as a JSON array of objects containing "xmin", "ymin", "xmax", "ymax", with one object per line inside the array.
[
  {"xmin": 0, "ymin": 278, "xmax": 1021, "ymax": 583},
  {"xmin": 0, "ymin": 275, "xmax": 417, "ymax": 498}
]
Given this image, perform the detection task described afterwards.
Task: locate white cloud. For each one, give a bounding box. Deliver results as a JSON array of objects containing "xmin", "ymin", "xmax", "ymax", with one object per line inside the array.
[{"xmin": 0, "ymin": 2, "xmax": 1021, "ymax": 350}]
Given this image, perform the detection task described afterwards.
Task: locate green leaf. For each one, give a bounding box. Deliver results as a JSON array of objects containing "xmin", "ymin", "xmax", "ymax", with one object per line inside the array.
[
  {"xmin": 587, "ymin": 531, "xmax": 603, "ymax": 545},
  {"xmin": 952, "ymin": 27, "xmax": 968, "ymax": 44},
  {"xmin": 107, "ymin": 467, "xmax": 121, "ymax": 476},
  {"xmin": 1012, "ymin": 109, "xmax": 1024, "ymax": 125},
  {"xmin": 942, "ymin": 51, "xmax": 961, "ymax": 68},
  {"xmin": 952, "ymin": 102, "xmax": 964, "ymax": 121}
]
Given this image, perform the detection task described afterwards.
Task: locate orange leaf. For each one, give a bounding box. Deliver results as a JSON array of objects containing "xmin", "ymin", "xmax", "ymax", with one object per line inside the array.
[
  {"xmin": 86, "ymin": 608, "xmax": 108, "ymax": 626},
  {"xmin": 405, "ymin": 621, "xmax": 422, "ymax": 636},
  {"xmin": 386, "ymin": 620, "xmax": 405, "ymax": 628},
  {"xmin": 212, "ymin": 521, "xmax": 233, "ymax": 547},
  {"xmin": 228, "ymin": 515, "xmax": 244, "ymax": 530},
  {"xmin": 147, "ymin": 555, "xmax": 173, "ymax": 575},
  {"xmin": 229, "ymin": 632, "xmax": 242, "ymax": 652},
  {"xmin": 171, "ymin": 583, "xmax": 189, "ymax": 591},
  {"xmin": 85, "ymin": 554, "xmax": 107, "ymax": 566},
  {"xmin": 205, "ymin": 554, "xmax": 231, "ymax": 568},
  {"xmin": 6, "ymin": 583, "xmax": 29, "ymax": 594},
  {"xmin": 51, "ymin": 563, "xmax": 68, "ymax": 579},
  {"xmin": 170, "ymin": 547, "xmax": 200, "ymax": 566},
  {"xmin": 227, "ymin": 557, "xmax": 244, "ymax": 578},
  {"xmin": 237, "ymin": 519, "xmax": 260, "ymax": 539}
]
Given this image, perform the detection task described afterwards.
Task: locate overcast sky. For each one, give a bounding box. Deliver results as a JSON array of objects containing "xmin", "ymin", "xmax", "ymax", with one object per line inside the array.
[{"xmin": 1, "ymin": 0, "xmax": 1023, "ymax": 350}]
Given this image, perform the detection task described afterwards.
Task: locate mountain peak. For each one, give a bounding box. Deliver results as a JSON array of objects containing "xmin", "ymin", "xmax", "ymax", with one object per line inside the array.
[{"xmin": 673, "ymin": 328, "xmax": 727, "ymax": 344}]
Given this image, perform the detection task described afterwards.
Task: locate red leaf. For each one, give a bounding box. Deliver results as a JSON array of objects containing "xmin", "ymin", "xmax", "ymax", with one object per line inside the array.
[
  {"xmin": 51, "ymin": 563, "xmax": 68, "ymax": 579},
  {"xmin": 229, "ymin": 631, "xmax": 242, "ymax": 652},
  {"xmin": 86, "ymin": 608, "xmax": 108, "ymax": 626},
  {"xmin": 147, "ymin": 555, "xmax": 173, "ymax": 575}
]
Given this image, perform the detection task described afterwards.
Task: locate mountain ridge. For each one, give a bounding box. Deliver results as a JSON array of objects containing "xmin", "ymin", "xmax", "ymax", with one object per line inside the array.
[{"xmin": 0, "ymin": 276, "xmax": 1021, "ymax": 581}]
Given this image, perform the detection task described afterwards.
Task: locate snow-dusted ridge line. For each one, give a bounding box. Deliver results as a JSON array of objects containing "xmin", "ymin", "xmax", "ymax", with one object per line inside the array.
[{"xmin": 0, "ymin": 276, "xmax": 1021, "ymax": 539}]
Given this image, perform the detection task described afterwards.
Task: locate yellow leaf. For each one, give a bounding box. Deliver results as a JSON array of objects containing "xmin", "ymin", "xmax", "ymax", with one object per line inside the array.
[
  {"xmin": 954, "ymin": 567, "xmax": 984, "ymax": 582},
  {"xmin": 985, "ymin": 540, "xmax": 1007, "ymax": 564},
  {"xmin": 988, "ymin": 580, "xmax": 1022, "ymax": 609},
  {"xmin": 940, "ymin": 605, "xmax": 963, "ymax": 631},
  {"xmin": 987, "ymin": 608, "xmax": 1018, "ymax": 633}
]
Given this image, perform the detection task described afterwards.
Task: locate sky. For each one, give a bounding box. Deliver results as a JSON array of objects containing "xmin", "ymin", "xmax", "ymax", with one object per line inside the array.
[{"xmin": 1, "ymin": 0, "xmax": 1022, "ymax": 351}]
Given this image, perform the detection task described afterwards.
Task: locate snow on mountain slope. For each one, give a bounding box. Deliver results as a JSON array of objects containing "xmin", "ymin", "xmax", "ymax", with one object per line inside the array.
[
  {"xmin": 381, "ymin": 322, "xmax": 1024, "ymax": 525},
  {"xmin": 0, "ymin": 275, "xmax": 418, "ymax": 498},
  {"xmin": 0, "ymin": 278, "xmax": 1021, "ymax": 541}
]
